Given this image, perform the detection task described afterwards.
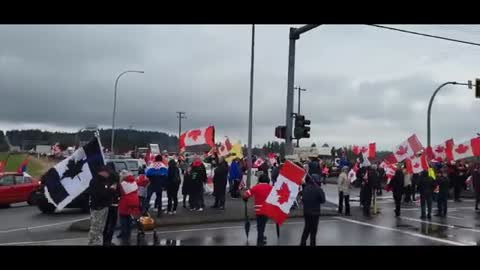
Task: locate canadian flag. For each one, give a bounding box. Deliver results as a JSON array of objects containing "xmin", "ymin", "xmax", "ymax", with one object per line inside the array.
[
  {"xmin": 261, "ymin": 161, "xmax": 305, "ymax": 225},
  {"xmin": 217, "ymin": 138, "xmax": 233, "ymax": 157},
  {"xmin": 385, "ymin": 163, "xmax": 397, "ymax": 180},
  {"xmin": 406, "ymin": 154, "xmax": 429, "ymax": 174},
  {"xmin": 387, "ymin": 134, "xmax": 424, "ymax": 163},
  {"xmin": 268, "ymin": 153, "xmax": 277, "ymax": 166},
  {"xmin": 253, "ymin": 158, "xmax": 265, "ymax": 168},
  {"xmin": 352, "ymin": 143, "xmax": 376, "ymax": 159},
  {"xmin": 452, "ymin": 137, "xmax": 480, "ymax": 161},
  {"xmin": 179, "ymin": 126, "xmax": 215, "ymax": 149},
  {"xmin": 0, "ymin": 160, "xmax": 5, "ymax": 173},
  {"xmin": 348, "ymin": 168, "xmax": 357, "ymax": 183},
  {"xmin": 426, "ymin": 139, "xmax": 454, "ymax": 163}
]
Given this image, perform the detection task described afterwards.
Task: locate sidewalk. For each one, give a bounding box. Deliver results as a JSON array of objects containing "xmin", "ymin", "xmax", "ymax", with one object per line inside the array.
[{"xmin": 69, "ymin": 193, "xmax": 339, "ymax": 232}]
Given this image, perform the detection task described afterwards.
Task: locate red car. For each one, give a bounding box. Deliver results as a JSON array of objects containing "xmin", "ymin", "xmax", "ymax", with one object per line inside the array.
[{"xmin": 0, "ymin": 172, "xmax": 40, "ymax": 207}]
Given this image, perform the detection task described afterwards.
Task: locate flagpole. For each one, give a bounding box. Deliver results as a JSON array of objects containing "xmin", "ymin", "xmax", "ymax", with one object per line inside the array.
[{"xmin": 246, "ymin": 24, "xmax": 255, "ymax": 189}]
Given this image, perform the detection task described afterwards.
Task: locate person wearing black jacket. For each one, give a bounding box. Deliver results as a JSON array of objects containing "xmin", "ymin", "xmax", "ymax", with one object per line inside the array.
[
  {"xmin": 182, "ymin": 166, "xmax": 193, "ymax": 209},
  {"xmin": 455, "ymin": 162, "xmax": 467, "ymax": 202},
  {"xmin": 102, "ymin": 167, "xmax": 121, "ymax": 246},
  {"xmin": 166, "ymin": 159, "xmax": 181, "ymax": 214},
  {"xmin": 301, "ymin": 175, "xmax": 326, "ymax": 246},
  {"xmin": 359, "ymin": 166, "xmax": 373, "ymax": 217},
  {"xmin": 391, "ymin": 168, "xmax": 404, "ymax": 217},
  {"xmin": 190, "ymin": 158, "xmax": 208, "ymax": 211},
  {"xmin": 88, "ymin": 166, "xmax": 116, "ymax": 246},
  {"xmin": 212, "ymin": 158, "xmax": 229, "ymax": 210},
  {"xmin": 435, "ymin": 168, "xmax": 449, "ymax": 217},
  {"xmin": 418, "ymin": 170, "xmax": 437, "ymax": 219}
]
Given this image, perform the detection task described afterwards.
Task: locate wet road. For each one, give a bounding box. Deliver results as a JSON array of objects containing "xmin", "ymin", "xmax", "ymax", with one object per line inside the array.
[{"xmin": 3, "ymin": 180, "xmax": 480, "ymax": 246}]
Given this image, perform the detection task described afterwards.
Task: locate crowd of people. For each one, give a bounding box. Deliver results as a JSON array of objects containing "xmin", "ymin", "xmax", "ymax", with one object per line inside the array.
[
  {"xmin": 84, "ymin": 149, "xmax": 480, "ymax": 246},
  {"xmin": 332, "ymin": 158, "xmax": 480, "ymax": 220}
]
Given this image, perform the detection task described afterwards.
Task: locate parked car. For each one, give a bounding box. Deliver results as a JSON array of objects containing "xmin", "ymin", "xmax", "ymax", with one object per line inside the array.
[
  {"xmin": 0, "ymin": 172, "xmax": 40, "ymax": 207},
  {"xmin": 35, "ymin": 159, "xmax": 143, "ymax": 214}
]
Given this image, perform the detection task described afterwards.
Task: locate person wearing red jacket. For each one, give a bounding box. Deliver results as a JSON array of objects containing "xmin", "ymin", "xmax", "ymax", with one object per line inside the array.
[
  {"xmin": 136, "ymin": 168, "xmax": 149, "ymax": 213},
  {"xmin": 241, "ymin": 176, "xmax": 273, "ymax": 246},
  {"xmin": 119, "ymin": 175, "xmax": 141, "ymax": 245}
]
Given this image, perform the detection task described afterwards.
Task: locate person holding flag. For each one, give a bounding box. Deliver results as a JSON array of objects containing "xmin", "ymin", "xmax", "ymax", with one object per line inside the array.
[
  {"xmin": 241, "ymin": 174, "xmax": 273, "ymax": 246},
  {"xmin": 17, "ymin": 157, "xmax": 29, "ymax": 174}
]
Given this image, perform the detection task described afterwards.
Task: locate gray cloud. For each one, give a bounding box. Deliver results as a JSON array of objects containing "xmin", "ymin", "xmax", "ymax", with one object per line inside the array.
[{"xmin": 0, "ymin": 25, "xmax": 479, "ymax": 151}]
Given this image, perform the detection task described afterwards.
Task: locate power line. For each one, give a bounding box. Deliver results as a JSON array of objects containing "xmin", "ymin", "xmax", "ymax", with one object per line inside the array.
[{"xmin": 367, "ymin": 24, "xmax": 480, "ymax": 47}]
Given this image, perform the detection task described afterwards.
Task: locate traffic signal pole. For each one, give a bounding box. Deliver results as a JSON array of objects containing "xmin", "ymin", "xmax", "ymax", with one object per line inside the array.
[
  {"xmin": 285, "ymin": 25, "xmax": 320, "ymax": 155},
  {"xmin": 427, "ymin": 80, "xmax": 475, "ymax": 148}
]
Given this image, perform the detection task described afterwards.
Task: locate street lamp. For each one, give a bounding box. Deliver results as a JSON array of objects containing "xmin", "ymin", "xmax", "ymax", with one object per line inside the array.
[
  {"xmin": 111, "ymin": 70, "xmax": 144, "ymax": 156},
  {"xmin": 427, "ymin": 81, "xmax": 471, "ymax": 148}
]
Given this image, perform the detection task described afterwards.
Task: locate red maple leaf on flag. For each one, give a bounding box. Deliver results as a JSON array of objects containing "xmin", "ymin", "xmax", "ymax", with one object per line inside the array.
[
  {"xmin": 455, "ymin": 144, "xmax": 469, "ymax": 154},
  {"xmin": 277, "ymin": 182, "xmax": 290, "ymax": 205},
  {"xmin": 396, "ymin": 145, "xmax": 409, "ymax": 156},
  {"xmin": 360, "ymin": 146, "xmax": 368, "ymax": 153},
  {"xmin": 413, "ymin": 162, "xmax": 420, "ymax": 169},
  {"xmin": 434, "ymin": 146, "xmax": 445, "ymax": 154},
  {"xmin": 188, "ymin": 129, "xmax": 202, "ymax": 141}
]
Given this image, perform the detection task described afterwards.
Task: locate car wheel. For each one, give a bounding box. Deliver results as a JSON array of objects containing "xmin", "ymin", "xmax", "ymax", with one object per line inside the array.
[
  {"xmin": 27, "ymin": 193, "xmax": 36, "ymax": 206},
  {"xmin": 37, "ymin": 201, "xmax": 55, "ymax": 214}
]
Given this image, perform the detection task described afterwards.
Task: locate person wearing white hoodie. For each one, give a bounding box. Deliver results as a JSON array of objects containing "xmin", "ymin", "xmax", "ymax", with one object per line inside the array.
[{"xmin": 337, "ymin": 166, "xmax": 351, "ymax": 216}]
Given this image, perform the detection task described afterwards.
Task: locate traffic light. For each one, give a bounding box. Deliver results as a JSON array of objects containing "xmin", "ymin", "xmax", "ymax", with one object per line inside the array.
[
  {"xmin": 275, "ymin": 126, "xmax": 286, "ymax": 139},
  {"xmin": 476, "ymin": 78, "xmax": 480, "ymax": 99},
  {"xmin": 294, "ymin": 114, "xmax": 311, "ymax": 139}
]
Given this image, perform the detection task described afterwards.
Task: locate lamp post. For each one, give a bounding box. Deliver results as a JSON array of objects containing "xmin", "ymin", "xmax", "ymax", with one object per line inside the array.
[{"xmin": 111, "ymin": 70, "xmax": 144, "ymax": 156}]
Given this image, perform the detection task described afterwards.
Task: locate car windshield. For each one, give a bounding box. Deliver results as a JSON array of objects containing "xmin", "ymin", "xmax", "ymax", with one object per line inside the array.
[
  {"xmin": 114, "ymin": 162, "xmax": 128, "ymax": 172},
  {"xmin": 126, "ymin": 161, "xmax": 139, "ymax": 170}
]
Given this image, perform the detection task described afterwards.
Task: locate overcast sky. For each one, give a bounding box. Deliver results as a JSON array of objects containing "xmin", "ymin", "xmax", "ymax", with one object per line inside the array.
[{"xmin": 0, "ymin": 24, "xmax": 479, "ymax": 150}]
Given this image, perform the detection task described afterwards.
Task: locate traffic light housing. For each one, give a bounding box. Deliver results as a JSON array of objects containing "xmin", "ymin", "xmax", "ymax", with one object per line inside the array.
[
  {"xmin": 275, "ymin": 126, "xmax": 286, "ymax": 139},
  {"xmin": 294, "ymin": 114, "xmax": 311, "ymax": 139},
  {"xmin": 476, "ymin": 78, "xmax": 480, "ymax": 99}
]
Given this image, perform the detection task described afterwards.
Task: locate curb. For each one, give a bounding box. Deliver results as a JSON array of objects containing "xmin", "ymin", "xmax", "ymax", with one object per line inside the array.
[{"xmin": 68, "ymin": 210, "xmax": 340, "ymax": 232}]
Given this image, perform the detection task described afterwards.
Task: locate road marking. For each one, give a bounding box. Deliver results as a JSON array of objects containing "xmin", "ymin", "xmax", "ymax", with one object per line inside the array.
[
  {"xmin": 0, "ymin": 237, "xmax": 87, "ymax": 246},
  {"xmin": 446, "ymin": 215, "xmax": 465, "ymax": 220},
  {"xmin": 0, "ymin": 217, "xmax": 89, "ymax": 234},
  {"xmin": 399, "ymin": 217, "xmax": 455, "ymax": 228},
  {"xmin": 334, "ymin": 217, "xmax": 469, "ymax": 246},
  {"xmin": 399, "ymin": 216, "xmax": 480, "ymax": 234},
  {"xmin": 0, "ymin": 220, "xmax": 340, "ymax": 246}
]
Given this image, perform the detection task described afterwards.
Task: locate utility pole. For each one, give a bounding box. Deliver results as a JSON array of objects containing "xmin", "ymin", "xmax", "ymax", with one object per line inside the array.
[
  {"xmin": 247, "ymin": 24, "xmax": 255, "ymax": 189},
  {"xmin": 176, "ymin": 112, "xmax": 186, "ymax": 153},
  {"xmin": 294, "ymin": 86, "xmax": 306, "ymax": 147},
  {"xmin": 285, "ymin": 25, "xmax": 320, "ymax": 155}
]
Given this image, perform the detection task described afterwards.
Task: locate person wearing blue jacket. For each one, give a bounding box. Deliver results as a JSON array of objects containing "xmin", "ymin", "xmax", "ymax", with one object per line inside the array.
[
  {"xmin": 229, "ymin": 158, "xmax": 242, "ymax": 198},
  {"xmin": 144, "ymin": 155, "xmax": 169, "ymax": 217}
]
